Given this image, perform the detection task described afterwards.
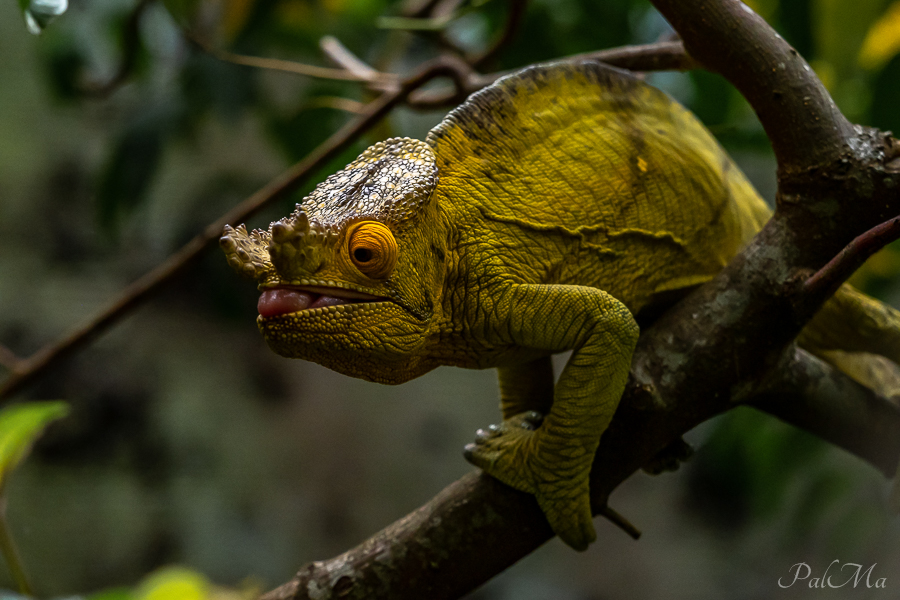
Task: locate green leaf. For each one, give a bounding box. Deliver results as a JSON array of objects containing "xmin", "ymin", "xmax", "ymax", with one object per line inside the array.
[
  {"xmin": 859, "ymin": 1, "xmax": 900, "ymax": 71},
  {"xmin": 20, "ymin": 0, "xmax": 68, "ymax": 34},
  {"xmin": 133, "ymin": 567, "xmax": 210, "ymax": 600},
  {"xmin": 0, "ymin": 402, "xmax": 69, "ymax": 490},
  {"xmin": 815, "ymin": 0, "xmax": 887, "ymax": 76}
]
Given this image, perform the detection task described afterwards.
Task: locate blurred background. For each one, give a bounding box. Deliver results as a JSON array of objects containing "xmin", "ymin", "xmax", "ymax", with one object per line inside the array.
[{"xmin": 1, "ymin": 0, "xmax": 899, "ymax": 597}]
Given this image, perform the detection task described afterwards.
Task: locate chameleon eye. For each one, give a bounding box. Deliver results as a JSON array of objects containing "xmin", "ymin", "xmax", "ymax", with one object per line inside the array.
[{"xmin": 348, "ymin": 221, "xmax": 398, "ymax": 279}]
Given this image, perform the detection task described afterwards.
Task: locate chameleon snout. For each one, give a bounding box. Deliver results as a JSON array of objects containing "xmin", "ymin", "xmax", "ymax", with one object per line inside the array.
[
  {"xmin": 220, "ymin": 224, "xmax": 273, "ymax": 281},
  {"xmin": 267, "ymin": 211, "xmax": 334, "ymax": 279},
  {"xmin": 220, "ymin": 209, "xmax": 335, "ymax": 283}
]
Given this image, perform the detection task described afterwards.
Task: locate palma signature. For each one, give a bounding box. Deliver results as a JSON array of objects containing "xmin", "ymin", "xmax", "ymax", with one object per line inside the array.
[{"xmin": 778, "ymin": 561, "xmax": 887, "ymax": 589}]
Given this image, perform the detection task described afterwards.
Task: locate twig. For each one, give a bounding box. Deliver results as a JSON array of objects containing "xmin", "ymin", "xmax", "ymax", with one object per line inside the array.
[
  {"xmin": 801, "ymin": 216, "xmax": 900, "ymax": 301},
  {"xmin": 406, "ymin": 41, "xmax": 697, "ymax": 109},
  {"xmin": 597, "ymin": 505, "xmax": 641, "ymax": 540},
  {"xmin": 302, "ymin": 96, "xmax": 367, "ymax": 114},
  {"xmin": 0, "ymin": 56, "xmax": 470, "ymax": 403},
  {"xmin": 569, "ymin": 40, "xmax": 697, "ymax": 72},
  {"xmin": 79, "ymin": 0, "xmax": 155, "ymax": 98},
  {"xmin": 469, "ymin": 0, "xmax": 528, "ymax": 69},
  {"xmin": 319, "ymin": 36, "xmax": 381, "ymax": 81},
  {"xmin": 0, "ymin": 345, "xmax": 21, "ymax": 373},
  {"xmin": 400, "ymin": 0, "xmax": 444, "ymax": 19},
  {"xmin": 188, "ymin": 32, "xmax": 399, "ymax": 85},
  {"xmin": 377, "ymin": 14, "xmax": 455, "ymax": 31}
]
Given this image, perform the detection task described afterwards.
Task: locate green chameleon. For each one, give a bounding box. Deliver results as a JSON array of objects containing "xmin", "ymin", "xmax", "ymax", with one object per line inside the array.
[{"xmin": 220, "ymin": 61, "xmax": 900, "ymax": 550}]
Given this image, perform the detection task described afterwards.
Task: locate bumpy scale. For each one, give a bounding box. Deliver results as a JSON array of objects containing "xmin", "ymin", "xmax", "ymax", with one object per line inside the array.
[{"xmin": 221, "ymin": 61, "xmax": 900, "ymax": 550}]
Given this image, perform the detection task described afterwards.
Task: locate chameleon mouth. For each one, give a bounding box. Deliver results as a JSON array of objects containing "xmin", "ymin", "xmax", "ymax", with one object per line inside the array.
[{"xmin": 258, "ymin": 286, "xmax": 386, "ymax": 318}]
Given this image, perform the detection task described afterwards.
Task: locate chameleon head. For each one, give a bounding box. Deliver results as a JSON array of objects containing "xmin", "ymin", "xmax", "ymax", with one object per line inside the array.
[{"xmin": 220, "ymin": 138, "xmax": 448, "ymax": 383}]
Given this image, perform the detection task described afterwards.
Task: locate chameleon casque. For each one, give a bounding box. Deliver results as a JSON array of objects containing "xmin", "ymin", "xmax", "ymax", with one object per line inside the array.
[{"xmin": 221, "ymin": 61, "xmax": 900, "ymax": 550}]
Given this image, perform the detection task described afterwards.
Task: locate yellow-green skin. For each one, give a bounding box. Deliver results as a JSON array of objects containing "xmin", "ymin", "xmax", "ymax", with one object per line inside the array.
[{"xmin": 221, "ymin": 62, "xmax": 900, "ymax": 550}]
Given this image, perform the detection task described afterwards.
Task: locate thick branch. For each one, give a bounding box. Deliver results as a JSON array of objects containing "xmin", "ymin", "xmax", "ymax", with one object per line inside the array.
[
  {"xmin": 649, "ymin": 0, "xmax": 855, "ymax": 171},
  {"xmin": 261, "ymin": 350, "xmax": 900, "ymax": 600},
  {"xmin": 0, "ymin": 56, "xmax": 471, "ymax": 403},
  {"xmin": 753, "ymin": 349, "xmax": 900, "ymax": 477}
]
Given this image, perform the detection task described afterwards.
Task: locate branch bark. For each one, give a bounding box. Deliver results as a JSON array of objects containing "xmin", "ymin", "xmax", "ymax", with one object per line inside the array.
[{"xmin": 260, "ymin": 349, "xmax": 900, "ymax": 600}]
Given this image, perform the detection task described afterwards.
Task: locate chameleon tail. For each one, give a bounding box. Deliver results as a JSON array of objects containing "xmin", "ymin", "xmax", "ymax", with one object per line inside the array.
[{"xmin": 799, "ymin": 284, "xmax": 900, "ymax": 399}]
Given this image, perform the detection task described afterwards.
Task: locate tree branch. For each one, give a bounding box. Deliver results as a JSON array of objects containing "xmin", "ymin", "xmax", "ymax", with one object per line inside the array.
[
  {"xmin": 565, "ymin": 40, "xmax": 698, "ymax": 72},
  {"xmin": 801, "ymin": 215, "xmax": 900, "ymax": 303},
  {"xmin": 259, "ymin": 349, "xmax": 900, "ymax": 600},
  {"xmin": 9, "ymin": 3, "xmax": 898, "ymax": 596},
  {"xmin": 753, "ymin": 349, "xmax": 900, "ymax": 477},
  {"xmin": 188, "ymin": 33, "xmax": 399, "ymax": 85},
  {"xmin": 257, "ymin": 4, "xmax": 900, "ymax": 598},
  {"xmin": 319, "ymin": 36, "xmax": 383, "ymax": 82},
  {"xmin": 0, "ymin": 56, "xmax": 472, "ymax": 403},
  {"xmin": 0, "ymin": 34, "xmax": 696, "ymax": 401},
  {"xmin": 194, "ymin": 33, "xmax": 693, "ymax": 111},
  {"xmin": 406, "ymin": 41, "xmax": 696, "ymax": 109},
  {"xmin": 648, "ymin": 0, "xmax": 855, "ymax": 172}
]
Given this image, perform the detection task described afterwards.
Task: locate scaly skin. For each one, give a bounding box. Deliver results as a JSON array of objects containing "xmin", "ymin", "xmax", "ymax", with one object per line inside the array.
[{"xmin": 221, "ymin": 61, "xmax": 900, "ymax": 550}]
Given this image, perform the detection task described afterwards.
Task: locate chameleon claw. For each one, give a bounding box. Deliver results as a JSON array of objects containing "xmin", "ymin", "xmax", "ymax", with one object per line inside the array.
[
  {"xmin": 520, "ymin": 411, "xmax": 544, "ymax": 430},
  {"xmin": 462, "ymin": 443, "xmax": 478, "ymax": 461}
]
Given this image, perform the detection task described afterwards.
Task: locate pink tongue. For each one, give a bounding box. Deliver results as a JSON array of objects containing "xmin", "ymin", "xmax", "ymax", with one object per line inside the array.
[
  {"xmin": 309, "ymin": 295, "xmax": 348, "ymax": 309},
  {"xmin": 258, "ymin": 289, "xmax": 350, "ymax": 317},
  {"xmin": 258, "ymin": 289, "xmax": 313, "ymax": 317}
]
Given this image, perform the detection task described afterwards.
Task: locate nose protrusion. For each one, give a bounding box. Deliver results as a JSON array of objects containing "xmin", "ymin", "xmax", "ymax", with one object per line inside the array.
[
  {"xmin": 267, "ymin": 211, "xmax": 331, "ymax": 279},
  {"xmin": 220, "ymin": 224, "xmax": 273, "ymax": 280}
]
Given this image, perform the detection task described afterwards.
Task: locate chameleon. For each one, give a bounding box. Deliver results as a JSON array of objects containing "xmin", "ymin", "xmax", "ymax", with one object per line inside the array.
[{"xmin": 220, "ymin": 61, "xmax": 900, "ymax": 550}]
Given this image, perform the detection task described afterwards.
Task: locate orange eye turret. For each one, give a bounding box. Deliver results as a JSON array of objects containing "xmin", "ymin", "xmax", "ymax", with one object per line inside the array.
[{"xmin": 348, "ymin": 222, "xmax": 398, "ymax": 279}]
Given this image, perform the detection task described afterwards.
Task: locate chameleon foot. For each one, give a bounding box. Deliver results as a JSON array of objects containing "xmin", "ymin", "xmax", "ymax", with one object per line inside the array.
[{"xmin": 463, "ymin": 411, "xmax": 596, "ymax": 550}]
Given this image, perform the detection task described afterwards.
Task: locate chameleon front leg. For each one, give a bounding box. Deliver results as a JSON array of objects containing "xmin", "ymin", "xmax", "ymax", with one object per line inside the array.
[{"xmin": 464, "ymin": 284, "xmax": 639, "ymax": 550}]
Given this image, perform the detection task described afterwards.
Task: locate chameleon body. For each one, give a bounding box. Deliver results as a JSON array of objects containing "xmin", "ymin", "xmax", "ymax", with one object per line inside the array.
[{"xmin": 221, "ymin": 62, "xmax": 900, "ymax": 550}]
